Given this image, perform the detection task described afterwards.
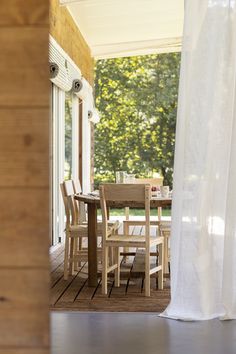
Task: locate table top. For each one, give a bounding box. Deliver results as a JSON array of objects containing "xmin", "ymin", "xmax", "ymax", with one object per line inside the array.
[{"xmin": 74, "ymin": 193, "xmax": 172, "ymax": 208}]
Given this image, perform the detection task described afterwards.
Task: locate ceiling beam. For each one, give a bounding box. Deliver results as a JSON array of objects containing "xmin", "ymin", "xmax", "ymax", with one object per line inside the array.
[
  {"xmin": 92, "ymin": 37, "xmax": 182, "ymax": 59},
  {"xmin": 60, "ymin": 0, "xmax": 108, "ymax": 5},
  {"xmin": 60, "ymin": 0, "xmax": 87, "ymax": 5}
]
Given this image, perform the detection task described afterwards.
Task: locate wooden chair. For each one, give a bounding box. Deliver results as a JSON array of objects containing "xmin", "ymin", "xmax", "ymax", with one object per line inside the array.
[
  {"xmin": 159, "ymin": 221, "xmax": 171, "ymax": 274},
  {"xmin": 60, "ymin": 181, "xmax": 88, "ymax": 280},
  {"xmin": 72, "ymin": 179, "xmax": 87, "ymax": 223},
  {"xmin": 100, "ymin": 183, "xmax": 164, "ymax": 296},
  {"xmin": 72, "ymin": 179, "xmax": 88, "ymax": 263},
  {"xmin": 123, "ymin": 177, "xmax": 171, "ymax": 274},
  {"xmin": 72, "ymin": 178, "xmax": 119, "ymax": 234},
  {"xmin": 61, "ymin": 180, "xmax": 120, "ymax": 280},
  {"xmin": 124, "ymin": 177, "xmax": 163, "ymax": 224}
]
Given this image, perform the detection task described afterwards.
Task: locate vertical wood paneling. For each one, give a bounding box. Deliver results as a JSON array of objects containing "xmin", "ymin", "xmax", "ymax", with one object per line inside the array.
[
  {"xmin": 0, "ymin": 0, "xmax": 49, "ymax": 26},
  {"xmin": 50, "ymin": 0, "xmax": 94, "ymax": 85},
  {"xmin": 0, "ymin": 1, "xmax": 50, "ymax": 353}
]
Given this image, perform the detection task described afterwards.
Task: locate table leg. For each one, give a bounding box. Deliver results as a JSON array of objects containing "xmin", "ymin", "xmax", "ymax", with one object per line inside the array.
[
  {"xmin": 106, "ymin": 206, "xmax": 110, "ymax": 220},
  {"xmin": 88, "ymin": 203, "xmax": 98, "ymax": 286}
]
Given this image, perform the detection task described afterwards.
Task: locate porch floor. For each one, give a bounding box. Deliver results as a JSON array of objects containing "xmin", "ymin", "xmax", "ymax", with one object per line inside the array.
[{"xmin": 50, "ymin": 224, "xmax": 170, "ymax": 312}]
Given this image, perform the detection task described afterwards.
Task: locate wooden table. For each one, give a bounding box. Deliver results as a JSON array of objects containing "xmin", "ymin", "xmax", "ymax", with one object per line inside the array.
[{"xmin": 74, "ymin": 193, "xmax": 172, "ymax": 286}]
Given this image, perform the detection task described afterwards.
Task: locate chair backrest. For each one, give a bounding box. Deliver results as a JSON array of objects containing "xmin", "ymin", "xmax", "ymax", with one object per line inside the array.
[
  {"xmin": 72, "ymin": 179, "xmax": 87, "ymax": 223},
  {"xmin": 99, "ymin": 183, "xmax": 151, "ymax": 241},
  {"xmin": 134, "ymin": 177, "xmax": 163, "ymax": 187},
  {"xmin": 72, "ymin": 179, "xmax": 82, "ymax": 194},
  {"xmin": 60, "ymin": 183, "xmax": 70, "ymax": 227},
  {"xmin": 62, "ymin": 180, "xmax": 77, "ymax": 226}
]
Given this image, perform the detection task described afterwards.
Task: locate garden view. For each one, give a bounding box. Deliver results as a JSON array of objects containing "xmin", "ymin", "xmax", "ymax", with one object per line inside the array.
[{"xmin": 94, "ymin": 52, "xmax": 181, "ymax": 190}]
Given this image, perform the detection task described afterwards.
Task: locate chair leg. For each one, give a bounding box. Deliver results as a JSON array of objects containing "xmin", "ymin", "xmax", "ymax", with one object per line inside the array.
[
  {"xmin": 102, "ymin": 246, "xmax": 108, "ymax": 295},
  {"xmin": 145, "ymin": 248, "xmax": 150, "ymax": 297},
  {"xmin": 64, "ymin": 232, "xmax": 70, "ymax": 280},
  {"xmin": 158, "ymin": 207, "xmax": 162, "ymax": 221},
  {"xmin": 108, "ymin": 247, "xmax": 114, "ymax": 266},
  {"xmin": 114, "ymin": 247, "xmax": 120, "ymax": 287},
  {"xmin": 158, "ymin": 242, "xmax": 164, "ymax": 290},
  {"xmin": 69, "ymin": 237, "xmax": 75, "ymax": 275},
  {"xmin": 78, "ymin": 237, "xmax": 83, "ymax": 267},
  {"xmin": 156, "ymin": 244, "xmax": 159, "ymax": 290},
  {"xmin": 123, "ymin": 221, "xmax": 129, "ymax": 263},
  {"xmin": 74, "ymin": 238, "xmax": 79, "ymax": 271},
  {"xmin": 164, "ymin": 232, "xmax": 169, "ymax": 274}
]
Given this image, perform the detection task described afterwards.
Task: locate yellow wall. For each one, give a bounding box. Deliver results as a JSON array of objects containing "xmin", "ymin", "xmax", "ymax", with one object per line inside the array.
[{"xmin": 50, "ymin": 0, "xmax": 94, "ymax": 84}]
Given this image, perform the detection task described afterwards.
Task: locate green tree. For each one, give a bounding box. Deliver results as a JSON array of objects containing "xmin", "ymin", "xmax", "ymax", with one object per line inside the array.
[
  {"xmin": 94, "ymin": 53, "xmax": 180, "ymax": 188},
  {"xmin": 65, "ymin": 93, "xmax": 72, "ymax": 180}
]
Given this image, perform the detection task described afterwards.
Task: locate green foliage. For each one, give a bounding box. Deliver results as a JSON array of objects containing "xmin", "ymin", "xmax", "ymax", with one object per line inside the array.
[
  {"xmin": 65, "ymin": 93, "xmax": 72, "ymax": 180},
  {"xmin": 97, "ymin": 208, "xmax": 171, "ymax": 217},
  {"xmin": 94, "ymin": 53, "xmax": 180, "ymax": 188}
]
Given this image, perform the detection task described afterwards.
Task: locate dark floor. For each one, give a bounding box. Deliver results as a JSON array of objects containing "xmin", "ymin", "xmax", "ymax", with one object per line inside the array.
[
  {"xmin": 51, "ymin": 224, "xmax": 170, "ymax": 312},
  {"xmin": 51, "ymin": 311, "xmax": 236, "ymax": 354}
]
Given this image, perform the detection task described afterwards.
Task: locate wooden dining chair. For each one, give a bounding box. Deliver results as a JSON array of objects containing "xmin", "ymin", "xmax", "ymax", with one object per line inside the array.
[
  {"xmin": 61, "ymin": 180, "xmax": 120, "ymax": 279},
  {"xmin": 72, "ymin": 179, "xmax": 88, "ymax": 264},
  {"xmin": 158, "ymin": 221, "xmax": 171, "ymax": 274},
  {"xmin": 100, "ymin": 183, "xmax": 164, "ymax": 296},
  {"xmin": 123, "ymin": 178, "xmax": 171, "ymax": 274},
  {"xmin": 60, "ymin": 181, "xmax": 88, "ymax": 279},
  {"xmin": 72, "ymin": 179, "xmax": 87, "ymax": 223},
  {"xmin": 72, "ymin": 178, "xmax": 120, "ymax": 235},
  {"xmin": 124, "ymin": 177, "xmax": 163, "ymax": 227}
]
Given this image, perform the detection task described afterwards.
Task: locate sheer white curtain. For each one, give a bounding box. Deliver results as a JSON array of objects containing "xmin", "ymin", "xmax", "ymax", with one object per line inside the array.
[{"xmin": 162, "ymin": 0, "xmax": 236, "ymax": 320}]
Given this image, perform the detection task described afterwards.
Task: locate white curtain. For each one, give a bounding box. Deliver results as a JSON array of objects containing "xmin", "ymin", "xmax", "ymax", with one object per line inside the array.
[{"xmin": 162, "ymin": 0, "xmax": 236, "ymax": 320}]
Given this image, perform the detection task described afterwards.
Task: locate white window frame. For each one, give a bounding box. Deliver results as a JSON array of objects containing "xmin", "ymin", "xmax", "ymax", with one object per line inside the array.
[
  {"xmin": 52, "ymin": 85, "xmax": 65, "ymax": 245},
  {"xmin": 82, "ymin": 99, "xmax": 92, "ymax": 194},
  {"xmin": 52, "ymin": 86, "xmax": 80, "ymax": 245},
  {"xmin": 71, "ymin": 95, "xmax": 79, "ymax": 182}
]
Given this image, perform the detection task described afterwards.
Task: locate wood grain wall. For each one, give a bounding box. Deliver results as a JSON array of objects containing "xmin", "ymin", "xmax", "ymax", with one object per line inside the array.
[
  {"xmin": 50, "ymin": 0, "xmax": 95, "ymax": 189},
  {"xmin": 0, "ymin": 1, "xmax": 50, "ymax": 353},
  {"xmin": 50, "ymin": 0, "xmax": 94, "ymax": 85}
]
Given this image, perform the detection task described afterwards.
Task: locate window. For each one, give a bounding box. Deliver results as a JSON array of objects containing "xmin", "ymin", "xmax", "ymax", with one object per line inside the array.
[
  {"xmin": 51, "ymin": 86, "xmax": 79, "ymax": 245},
  {"xmin": 65, "ymin": 92, "xmax": 73, "ymax": 180}
]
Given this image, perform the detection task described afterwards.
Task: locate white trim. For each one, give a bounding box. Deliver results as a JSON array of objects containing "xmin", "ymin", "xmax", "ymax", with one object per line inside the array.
[
  {"xmin": 49, "ymin": 35, "xmax": 81, "ymax": 77},
  {"xmin": 60, "ymin": 0, "xmax": 114, "ymax": 5},
  {"xmin": 82, "ymin": 99, "xmax": 91, "ymax": 193},
  {"xmin": 72, "ymin": 95, "xmax": 79, "ymax": 181},
  {"xmin": 92, "ymin": 37, "xmax": 182, "ymax": 59},
  {"xmin": 60, "ymin": 0, "xmax": 91, "ymax": 5},
  {"xmin": 49, "ymin": 35, "xmax": 82, "ymax": 91},
  {"xmin": 52, "ymin": 85, "xmax": 66, "ymax": 245}
]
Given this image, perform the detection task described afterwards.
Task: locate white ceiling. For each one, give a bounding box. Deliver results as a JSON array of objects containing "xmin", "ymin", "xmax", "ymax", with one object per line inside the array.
[{"xmin": 60, "ymin": 0, "xmax": 184, "ymax": 59}]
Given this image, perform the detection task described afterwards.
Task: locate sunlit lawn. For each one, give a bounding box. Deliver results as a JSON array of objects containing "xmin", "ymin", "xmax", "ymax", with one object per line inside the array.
[{"xmin": 98, "ymin": 208, "xmax": 171, "ymax": 217}]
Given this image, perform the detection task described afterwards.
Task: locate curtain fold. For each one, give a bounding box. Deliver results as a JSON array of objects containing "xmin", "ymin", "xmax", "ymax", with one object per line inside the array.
[{"xmin": 161, "ymin": 0, "xmax": 236, "ymax": 320}]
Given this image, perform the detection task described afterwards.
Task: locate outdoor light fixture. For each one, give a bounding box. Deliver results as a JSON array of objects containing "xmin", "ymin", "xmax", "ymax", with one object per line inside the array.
[
  {"xmin": 88, "ymin": 109, "xmax": 100, "ymax": 124},
  {"xmin": 72, "ymin": 78, "xmax": 83, "ymax": 93}
]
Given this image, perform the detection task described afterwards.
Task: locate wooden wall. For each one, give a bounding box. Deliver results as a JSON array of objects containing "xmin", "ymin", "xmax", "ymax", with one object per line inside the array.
[
  {"xmin": 50, "ymin": 0, "xmax": 94, "ymax": 85},
  {"xmin": 50, "ymin": 0, "xmax": 95, "ymax": 189},
  {"xmin": 0, "ymin": 1, "xmax": 50, "ymax": 353}
]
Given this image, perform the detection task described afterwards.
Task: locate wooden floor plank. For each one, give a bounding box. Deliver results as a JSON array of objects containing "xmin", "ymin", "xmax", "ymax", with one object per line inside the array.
[
  {"xmin": 51, "ymin": 262, "xmax": 64, "ymax": 288},
  {"xmin": 50, "ymin": 271, "xmax": 80, "ymax": 306},
  {"xmin": 56, "ymin": 263, "xmax": 88, "ymax": 304},
  {"xmin": 50, "ymin": 250, "xmax": 64, "ymax": 273},
  {"xmin": 50, "ymin": 222, "xmax": 170, "ymax": 312},
  {"xmin": 127, "ymin": 226, "xmax": 144, "ymax": 296}
]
